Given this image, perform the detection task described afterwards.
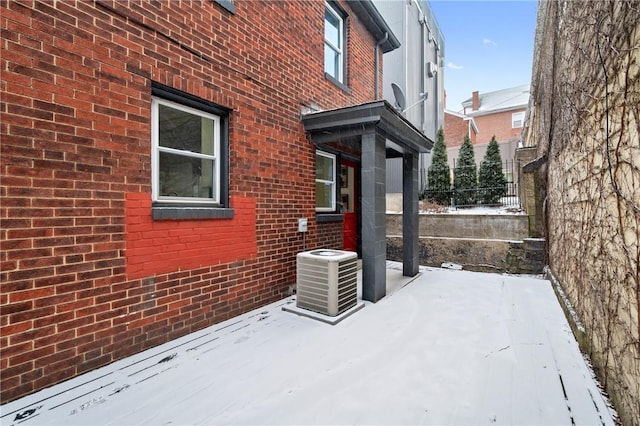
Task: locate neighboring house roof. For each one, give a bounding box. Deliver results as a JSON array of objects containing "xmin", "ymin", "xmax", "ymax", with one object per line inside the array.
[
  {"xmin": 444, "ymin": 109, "xmax": 479, "ymax": 134},
  {"xmin": 462, "ymin": 84, "xmax": 530, "ymax": 116},
  {"xmin": 348, "ymin": 0, "xmax": 400, "ymax": 53}
]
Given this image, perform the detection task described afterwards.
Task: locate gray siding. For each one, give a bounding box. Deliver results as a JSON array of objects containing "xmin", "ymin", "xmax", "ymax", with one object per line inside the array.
[{"xmin": 374, "ymin": 0, "xmax": 445, "ymax": 192}]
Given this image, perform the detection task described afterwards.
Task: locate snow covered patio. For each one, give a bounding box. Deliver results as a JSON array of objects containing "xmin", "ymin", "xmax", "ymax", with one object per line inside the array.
[{"xmin": 1, "ymin": 263, "xmax": 616, "ymax": 425}]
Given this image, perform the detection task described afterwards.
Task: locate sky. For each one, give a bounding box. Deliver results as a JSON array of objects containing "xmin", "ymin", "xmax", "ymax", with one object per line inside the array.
[{"xmin": 428, "ymin": 0, "xmax": 538, "ymax": 112}]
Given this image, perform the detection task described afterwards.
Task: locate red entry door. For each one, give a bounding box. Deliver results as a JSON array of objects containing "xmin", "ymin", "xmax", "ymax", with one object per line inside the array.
[{"xmin": 340, "ymin": 160, "xmax": 358, "ymax": 252}]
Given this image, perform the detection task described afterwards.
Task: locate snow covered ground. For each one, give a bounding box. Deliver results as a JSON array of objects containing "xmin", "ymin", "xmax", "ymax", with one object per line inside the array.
[
  {"xmin": 417, "ymin": 204, "xmax": 527, "ymax": 215},
  {"xmin": 1, "ymin": 263, "xmax": 616, "ymax": 425}
]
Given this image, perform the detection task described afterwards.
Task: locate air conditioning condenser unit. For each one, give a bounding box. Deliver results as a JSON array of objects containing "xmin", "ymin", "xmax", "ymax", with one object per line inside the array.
[{"xmin": 296, "ymin": 249, "xmax": 358, "ymax": 316}]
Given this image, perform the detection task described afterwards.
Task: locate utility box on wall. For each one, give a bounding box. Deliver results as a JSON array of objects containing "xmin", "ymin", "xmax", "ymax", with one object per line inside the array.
[{"xmin": 296, "ymin": 250, "xmax": 358, "ymax": 316}]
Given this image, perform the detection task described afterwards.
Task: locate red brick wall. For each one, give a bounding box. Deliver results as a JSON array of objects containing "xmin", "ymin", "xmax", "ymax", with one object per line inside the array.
[
  {"xmin": 317, "ymin": 222, "xmax": 344, "ymax": 250},
  {"xmin": 446, "ymin": 108, "xmax": 524, "ymax": 148},
  {"xmin": 125, "ymin": 194, "xmax": 257, "ymax": 279},
  {"xmin": 444, "ymin": 112, "xmax": 475, "ymax": 147},
  {"xmin": 473, "ymin": 108, "xmax": 526, "ymax": 144},
  {"xmin": 1, "ymin": 0, "xmax": 379, "ymax": 402}
]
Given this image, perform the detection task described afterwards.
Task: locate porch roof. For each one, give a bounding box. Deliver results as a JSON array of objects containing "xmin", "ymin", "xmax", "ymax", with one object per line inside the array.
[
  {"xmin": 301, "ymin": 100, "xmax": 434, "ymax": 157},
  {"xmin": 302, "ymin": 100, "xmax": 432, "ymax": 303}
]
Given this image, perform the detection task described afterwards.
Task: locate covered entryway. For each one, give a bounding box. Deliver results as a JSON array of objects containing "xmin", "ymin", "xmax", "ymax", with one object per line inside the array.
[{"xmin": 303, "ymin": 100, "xmax": 434, "ymax": 303}]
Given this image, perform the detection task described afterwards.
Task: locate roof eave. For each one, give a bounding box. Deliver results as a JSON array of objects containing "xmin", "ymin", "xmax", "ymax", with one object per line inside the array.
[
  {"xmin": 348, "ymin": 0, "xmax": 401, "ymax": 53},
  {"xmin": 466, "ymin": 104, "xmax": 528, "ymax": 117},
  {"xmin": 464, "ymin": 116, "xmax": 479, "ymax": 134}
]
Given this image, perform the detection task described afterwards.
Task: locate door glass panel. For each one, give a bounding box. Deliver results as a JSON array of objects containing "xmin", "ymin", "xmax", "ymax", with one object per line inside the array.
[{"xmin": 340, "ymin": 165, "xmax": 354, "ymax": 213}]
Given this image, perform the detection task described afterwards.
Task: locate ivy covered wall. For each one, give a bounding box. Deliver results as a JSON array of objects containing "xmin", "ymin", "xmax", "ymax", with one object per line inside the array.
[{"xmin": 523, "ymin": 1, "xmax": 639, "ymax": 424}]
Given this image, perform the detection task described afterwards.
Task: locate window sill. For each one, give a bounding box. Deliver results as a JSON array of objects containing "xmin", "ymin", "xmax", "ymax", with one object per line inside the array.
[
  {"xmin": 324, "ymin": 73, "xmax": 351, "ymax": 94},
  {"xmin": 316, "ymin": 213, "xmax": 344, "ymax": 223},
  {"xmin": 212, "ymin": 0, "xmax": 236, "ymax": 14},
  {"xmin": 152, "ymin": 206, "xmax": 234, "ymax": 220}
]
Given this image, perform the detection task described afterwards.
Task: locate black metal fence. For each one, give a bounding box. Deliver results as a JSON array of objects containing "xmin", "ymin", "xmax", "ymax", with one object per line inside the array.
[{"xmin": 420, "ymin": 159, "xmax": 520, "ymax": 208}]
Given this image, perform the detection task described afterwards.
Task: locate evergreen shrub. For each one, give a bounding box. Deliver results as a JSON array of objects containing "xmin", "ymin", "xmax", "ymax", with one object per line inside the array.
[
  {"xmin": 478, "ymin": 136, "xmax": 507, "ymax": 204},
  {"xmin": 452, "ymin": 135, "xmax": 477, "ymax": 206},
  {"xmin": 423, "ymin": 128, "xmax": 451, "ymax": 204}
]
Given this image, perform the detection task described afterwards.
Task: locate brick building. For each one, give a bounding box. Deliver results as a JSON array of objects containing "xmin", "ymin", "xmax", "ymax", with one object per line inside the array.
[
  {"xmin": 462, "ymin": 85, "xmax": 529, "ymax": 145},
  {"xmin": 443, "ymin": 109, "xmax": 478, "ymax": 146},
  {"xmin": 440, "ymin": 85, "xmax": 528, "ymax": 189},
  {"xmin": 444, "ymin": 86, "xmax": 529, "ymax": 152},
  {"xmin": 1, "ymin": 0, "xmax": 431, "ymax": 403}
]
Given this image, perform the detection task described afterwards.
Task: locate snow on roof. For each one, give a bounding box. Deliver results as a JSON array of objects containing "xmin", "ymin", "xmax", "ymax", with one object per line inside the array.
[
  {"xmin": 463, "ymin": 84, "xmax": 530, "ymax": 115},
  {"xmin": 444, "ymin": 108, "xmax": 466, "ymax": 119}
]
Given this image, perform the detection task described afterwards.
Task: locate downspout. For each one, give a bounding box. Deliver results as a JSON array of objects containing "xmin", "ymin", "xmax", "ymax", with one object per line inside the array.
[
  {"xmin": 419, "ymin": 12, "xmax": 428, "ymax": 189},
  {"xmin": 420, "ymin": 13, "xmax": 426, "ymax": 133},
  {"xmin": 374, "ymin": 32, "xmax": 388, "ymax": 99},
  {"xmin": 434, "ymin": 49, "xmax": 440, "ymax": 136}
]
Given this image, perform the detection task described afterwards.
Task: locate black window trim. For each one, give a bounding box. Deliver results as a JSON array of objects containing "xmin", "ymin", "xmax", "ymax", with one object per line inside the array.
[
  {"xmin": 316, "ymin": 213, "xmax": 344, "ymax": 223},
  {"xmin": 324, "ymin": 72, "xmax": 352, "ymax": 94},
  {"xmin": 151, "ymin": 82, "xmax": 233, "ymax": 220}
]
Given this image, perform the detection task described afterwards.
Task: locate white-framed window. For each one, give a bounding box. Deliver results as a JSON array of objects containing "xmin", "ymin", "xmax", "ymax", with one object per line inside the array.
[
  {"xmin": 151, "ymin": 97, "xmax": 221, "ymax": 204},
  {"xmin": 512, "ymin": 111, "xmax": 525, "ymax": 128},
  {"xmin": 316, "ymin": 151, "xmax": 336, "ymax": 212},
  {"xmin": 324, "ymin": 2, "xmax": 345, "ymax": 83}
]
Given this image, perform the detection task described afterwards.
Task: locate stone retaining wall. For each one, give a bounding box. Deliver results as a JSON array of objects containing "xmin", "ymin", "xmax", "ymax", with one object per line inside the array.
[
  {"xmin": 387, "ymin": 213, "xmax": 529, "ymax": 241},
  {"xmin": 386, "ymin": 213, "xmax": 541, "ymax": 274},
  {"xmin": 387, "ymin": 236, "xmax": 545, "ymax": 274}
]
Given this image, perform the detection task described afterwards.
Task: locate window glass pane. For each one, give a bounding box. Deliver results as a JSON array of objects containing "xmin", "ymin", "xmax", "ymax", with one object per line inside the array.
[
  {"xmin": 316, "ymin": 181, "xmax": 333, "ymax": 209},
  {"xmin": 152, "ymin": 90, "xmax": 225, "ymax": 206},
  {"xmin": 202, "ymin": 156, "xmax": 217, "ymax": 200},
  {"xmin": 316, "ymin": 154, "xmax": 334, "ymax": 181},
  {"xmin": 159, "ymin": 104, "xmax": 215, "ymax": 155},
  {"xmin": 316, "ymin": 152, "xmax": 335, "ymax": 210},
  {"xmin": 200, "ymin": 116, "xmax": 215, "ymax": 156},
  {"xmin": 324, "ymin": 47, "xmax": 335, "ymax": 79},
  {"xmin": 324, "ymin": 4, "xmax": 343, "ymax": 82},
  {"xmin": 325, "ymin": 9, "xmax": 340, "ymax": 47},
  {"xmin": 512, "ymin": 112, "xmax": 524, "ymax": 128},
  {"xmin": 325, "ymin": 45, "xmax": 341, "ymax": 79},
  {"xmin": 159, "ymin": 151, "xmax": 214, "ymax": 198}
]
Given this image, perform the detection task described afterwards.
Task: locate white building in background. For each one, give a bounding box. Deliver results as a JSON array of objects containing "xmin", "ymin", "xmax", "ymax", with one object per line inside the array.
[{"xmin": 373, "ymin": 0, "xmax": 445, "ymax": 195}]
